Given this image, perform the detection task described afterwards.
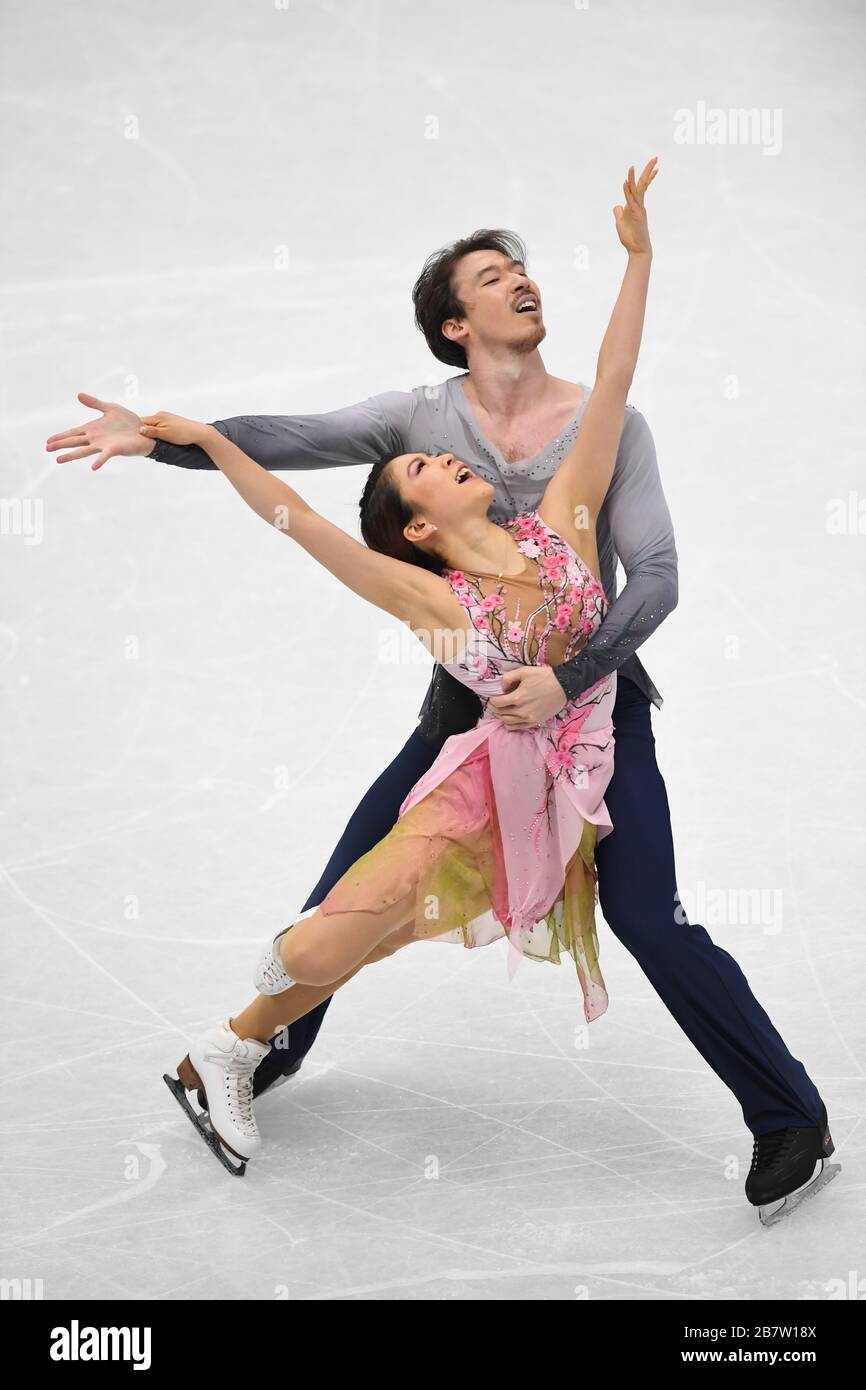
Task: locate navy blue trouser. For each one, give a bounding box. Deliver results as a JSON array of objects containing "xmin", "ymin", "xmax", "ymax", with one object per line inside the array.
[{"xmin": 253, "ymin": 676, "xmax": 822, "ymax": 1136}]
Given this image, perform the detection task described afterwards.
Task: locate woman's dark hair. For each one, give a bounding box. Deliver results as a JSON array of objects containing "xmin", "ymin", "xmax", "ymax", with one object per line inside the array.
[
  {"xmin": 359, "ymin": 455, "xmax": 444, "ymax": 574},
  {"xmin": 412, "ymin": 228, "xmax": 529, "ymax": 369}
]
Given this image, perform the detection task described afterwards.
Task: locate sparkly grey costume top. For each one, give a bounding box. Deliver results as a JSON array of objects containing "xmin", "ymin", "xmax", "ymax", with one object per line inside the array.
[{"xmin": 150, "ymin": 374, "xmax": 678, "ymax": 745}]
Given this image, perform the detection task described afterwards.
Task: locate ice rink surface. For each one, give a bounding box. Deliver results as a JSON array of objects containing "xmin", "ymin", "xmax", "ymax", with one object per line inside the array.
[{"xmin": 1, "ymin": 0, "xmax": 864, "ymax": 1300}]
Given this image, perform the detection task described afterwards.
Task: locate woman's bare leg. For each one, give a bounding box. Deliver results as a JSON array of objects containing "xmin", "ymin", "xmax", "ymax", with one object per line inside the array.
[
  {"xmin": 230, "ymin": 963, "xmax": 371, "ymax": 1045},
  {"xmin": 230, "ymin": 892, "xmax": 418, "ymax": 1044},
  {"xmin": 277, "ymin": 893, "xmax": 420, "ymax": 986}
]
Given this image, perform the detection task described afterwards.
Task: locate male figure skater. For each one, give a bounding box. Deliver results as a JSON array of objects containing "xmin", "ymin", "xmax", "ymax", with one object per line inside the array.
[{"xmin": 48, "ymin": 226, "xmax": 837, "ymax": 1222}]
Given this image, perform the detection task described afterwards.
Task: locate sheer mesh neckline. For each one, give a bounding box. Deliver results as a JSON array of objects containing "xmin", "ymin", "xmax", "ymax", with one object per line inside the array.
[
  {"xmin": 447, "ymin": 511, "xmax": 556, "ymax": 581},
  {"xmin": 455, "ymin": 553, "xmax": 533, "ymax": 581},
  {"xmin": 438, "ymin": 509, "xmax": 607, "ymax": 675}
]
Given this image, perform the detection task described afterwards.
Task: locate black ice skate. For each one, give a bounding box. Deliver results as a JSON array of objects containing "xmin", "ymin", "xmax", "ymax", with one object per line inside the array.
[{"xmin": 746, "ymin": 1100, "xmax": 841, "ymax": 1227}]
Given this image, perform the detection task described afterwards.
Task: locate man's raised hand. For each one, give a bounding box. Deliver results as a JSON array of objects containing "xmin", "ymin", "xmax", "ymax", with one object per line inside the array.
[
  {"xmin": 613, "ymin": 157, "xmax": 658, "ymax": 257},
  {"xmin": 46, "ymin": 392, "xmax": 155, "ymax": 470}
]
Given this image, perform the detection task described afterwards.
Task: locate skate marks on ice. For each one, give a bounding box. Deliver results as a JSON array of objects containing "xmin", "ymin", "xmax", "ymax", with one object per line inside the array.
[{"xmin": 1, "ymin": 1142, "xmax": 167, "ymax": 1249}]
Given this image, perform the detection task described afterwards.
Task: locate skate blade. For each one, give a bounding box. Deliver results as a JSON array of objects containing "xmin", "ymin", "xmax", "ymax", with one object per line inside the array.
[
  {"xmin": 759, "ymin": 1158, "xmax": 841, "ymax": 1227},
  {"xmin": 162, "ymin": 1073, "xmax": 247, "ymax": 1177}
]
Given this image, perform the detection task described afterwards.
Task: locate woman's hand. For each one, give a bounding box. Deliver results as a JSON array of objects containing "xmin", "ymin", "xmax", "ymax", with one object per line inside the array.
[
  {"xmin": 139, "ymin": 412, "xmax": 212, "ymax": 447},
  {"xmin": 613, "ymin": 157, "xmax": 657, "ymax": 256}
]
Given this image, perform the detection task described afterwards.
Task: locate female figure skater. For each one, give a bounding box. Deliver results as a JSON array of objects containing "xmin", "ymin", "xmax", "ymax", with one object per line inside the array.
[{"xmin": 160, "ymin": 159, "xmax": 658, "ymax": 1174}]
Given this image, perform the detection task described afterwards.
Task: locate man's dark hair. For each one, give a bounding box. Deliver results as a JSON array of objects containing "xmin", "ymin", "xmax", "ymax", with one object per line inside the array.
[
  {"xmin": 359, "ymin": 455, "xmax": 444, "ymax": 575},
  {"xmin": 412, "ymin": 229, "xmax": 529, "ymax": 369}
]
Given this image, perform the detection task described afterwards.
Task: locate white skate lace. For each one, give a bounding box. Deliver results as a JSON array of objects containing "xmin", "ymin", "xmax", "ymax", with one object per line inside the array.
[
  {"xmin": 260, "ymin": 950, "xmax": 290, "ymax": 990},
  {"xmin": 260, "ymin": 928, "xmax": 293, "ymax": 990},
  {"xmin": 206, "ymin": 1047, "xmax": 261, "ymax": 1138}
]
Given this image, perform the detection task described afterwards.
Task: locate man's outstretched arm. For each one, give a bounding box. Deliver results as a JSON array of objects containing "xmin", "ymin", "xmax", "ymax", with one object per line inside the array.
[
  {"xmin": 47, "ymin": 390, "xmax": 415, "ymax": 472},
  {"xmin": 552, "ymin": 405, "xmax": 678, "ymax": 701},
  {"xmin": 147, "ymin": 392, "xmax": 416, "ymax": 471}
]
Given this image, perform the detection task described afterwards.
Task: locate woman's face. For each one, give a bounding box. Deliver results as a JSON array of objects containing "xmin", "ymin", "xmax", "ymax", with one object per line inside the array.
[{"xmin": 390, "ymin": 452, "xmax": 494, "ymax": 546}]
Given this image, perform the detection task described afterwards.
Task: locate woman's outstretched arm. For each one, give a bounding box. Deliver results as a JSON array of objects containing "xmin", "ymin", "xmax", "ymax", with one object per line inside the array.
[
  {"xmin": 139, "ymin": 412, "xmax": 455, "ymax": 635},
  {"xmin": 539, "ymin": 158, "xmax": 657, "ymax": 559}
]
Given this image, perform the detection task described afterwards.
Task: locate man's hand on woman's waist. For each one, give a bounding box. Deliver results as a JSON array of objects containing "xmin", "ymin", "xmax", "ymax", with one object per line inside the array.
[{"xmin": 488, "ymin": 666, "xmax": 568, "ymax": 729}]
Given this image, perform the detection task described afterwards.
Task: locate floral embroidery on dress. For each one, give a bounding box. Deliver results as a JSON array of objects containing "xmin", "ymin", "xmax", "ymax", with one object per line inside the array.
[
  {"xmin": 527, "ymin": 683, "xmax": 614, "ymax": 851},
  {"xmin": 442, "ymin": 508, "xmax": 606, "ymax": 686},
  {"xmin": 323, "ymin": 505, "xmax": 617, "ymax": 1022},
  {"xmin": 442, "ymin": 508, "xmax": 611, "ymax": 836}
]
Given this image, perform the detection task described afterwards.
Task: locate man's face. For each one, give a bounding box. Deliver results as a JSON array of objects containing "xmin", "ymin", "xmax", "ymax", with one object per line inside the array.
[{"xmin": 444, "ymin": 249, "xmax": 545, "ymax": 360}]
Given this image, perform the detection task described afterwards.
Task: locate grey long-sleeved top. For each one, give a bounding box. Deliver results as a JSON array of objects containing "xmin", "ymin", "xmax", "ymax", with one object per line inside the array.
[{"xmin": 150, "ymin": 374, "xmax": 678, "ymax": 745}]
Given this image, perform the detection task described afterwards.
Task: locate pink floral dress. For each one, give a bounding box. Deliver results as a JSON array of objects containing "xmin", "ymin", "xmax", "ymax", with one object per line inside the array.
[{"xmin": 320, "ymin": 508, "xmax": 617, "ymax": 1022}]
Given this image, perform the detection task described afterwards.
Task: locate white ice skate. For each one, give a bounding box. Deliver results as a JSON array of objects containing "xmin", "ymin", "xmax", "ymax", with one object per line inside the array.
[
  {"xmin": 163, "ymin": 1020, "xmax": 270, "ymax": 1177},
  {"xmin": 253, "ymin": 904, "xmax": 319, "ymax": 995}
]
